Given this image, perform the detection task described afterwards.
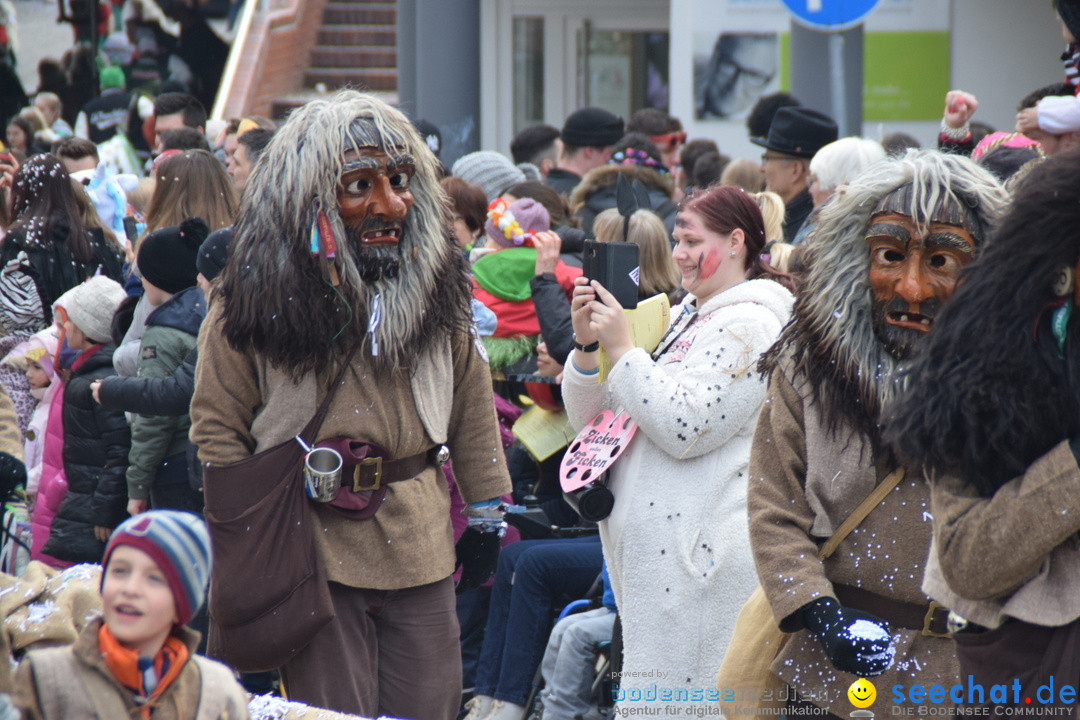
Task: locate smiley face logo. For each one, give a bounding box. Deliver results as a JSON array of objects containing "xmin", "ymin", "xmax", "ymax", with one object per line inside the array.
[{"xmin": 848, "ymin": 678, "xmax": 876, "ymax": 708}]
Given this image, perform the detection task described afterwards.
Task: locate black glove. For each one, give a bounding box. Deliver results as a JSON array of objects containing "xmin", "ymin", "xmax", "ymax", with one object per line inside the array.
[
  {"xmin": 110, "ymin": 294, "xmax": 141, "ymax": 346},
  {"xmin": 0, "ymin": 452, "xmax": 26, "ymax": 501},
  {"xmin": 799, "ymin": 596, "xmax": 894, "ymax": 677},
  {"xmin": 454, "ymin": 527, "xmax": 501, "ymax": 594}
]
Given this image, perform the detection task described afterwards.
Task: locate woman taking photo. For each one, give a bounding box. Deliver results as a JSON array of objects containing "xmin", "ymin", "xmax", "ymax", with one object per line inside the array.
[{"xmin": 561, "ymin": 184, "xmax": 794, "ymax": 711}]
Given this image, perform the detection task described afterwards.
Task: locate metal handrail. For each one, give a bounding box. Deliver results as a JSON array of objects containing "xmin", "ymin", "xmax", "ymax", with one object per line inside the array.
[{"xmin": 210, "ymin": 0, "xmax": 262, "ymax": 121}]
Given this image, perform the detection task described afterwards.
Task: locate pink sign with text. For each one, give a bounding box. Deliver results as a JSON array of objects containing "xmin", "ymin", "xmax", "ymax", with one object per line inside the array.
[{"xmin": 560, "ymin": 410, "xmax": 638, "ymax": 492}]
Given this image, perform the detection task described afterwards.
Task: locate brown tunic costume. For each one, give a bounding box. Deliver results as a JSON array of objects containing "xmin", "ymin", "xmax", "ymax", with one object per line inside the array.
[
  {"xmin": 191, "ymin": 303, "xmax": 511, "ymax": 591},
  {"xmin": 925, "ymin": 441, "xmax": 1080, "ymax": 630},
  {"xmin": 747, "ymin": 366, "xmax": 959, "ymax": 715}
]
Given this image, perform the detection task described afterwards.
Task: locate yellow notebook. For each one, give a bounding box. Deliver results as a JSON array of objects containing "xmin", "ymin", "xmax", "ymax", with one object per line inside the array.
[
  {"xmin": 597, "ymin": 293, "xmax": 672, "ymax": 382},
  {"xmin": 513, "ymin": 407, "xmax": 577, "ymax": 462}
]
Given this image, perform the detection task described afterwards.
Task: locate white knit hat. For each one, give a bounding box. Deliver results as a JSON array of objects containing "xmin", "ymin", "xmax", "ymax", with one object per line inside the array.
[{"xmin": 56, "ymin": 276, "xmax": 127, "ymax": 344}]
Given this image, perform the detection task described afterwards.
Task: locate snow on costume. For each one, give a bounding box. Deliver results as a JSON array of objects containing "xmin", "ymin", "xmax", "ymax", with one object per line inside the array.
[
  {"xmin": 191, "ymin": 91, "xmax": 511, "ymax": 720},
  {"xmin": 563, "ymin": 185, "xmax": 794, "ymax": 711},
  {"xmin": 747, "ymin": 150, "xmax": 1007, "ymax": 716}
]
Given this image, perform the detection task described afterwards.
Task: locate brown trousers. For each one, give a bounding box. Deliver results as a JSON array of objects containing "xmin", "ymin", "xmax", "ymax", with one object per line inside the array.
[
  {"xmin": 280, "ymin": 576, "xmax": 462, "ymax": 719},
  {"xmin": 954, "ymin": 617, "xmax": 1080, "ymax": 710}
]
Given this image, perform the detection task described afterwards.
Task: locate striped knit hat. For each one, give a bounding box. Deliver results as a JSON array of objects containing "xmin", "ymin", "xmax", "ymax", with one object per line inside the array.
[{"xmin": 102, "ymin": 511, "xmax": 212, "ymax": 626}]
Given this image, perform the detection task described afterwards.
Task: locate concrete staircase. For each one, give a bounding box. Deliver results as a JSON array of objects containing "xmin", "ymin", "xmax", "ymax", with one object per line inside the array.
[{"xmin": 272, "ymin": 0, "xmax": 398, "ymax": 118}]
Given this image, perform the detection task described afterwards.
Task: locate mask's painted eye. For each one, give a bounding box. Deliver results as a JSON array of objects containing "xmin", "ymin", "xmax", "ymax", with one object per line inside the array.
[
  {"xmin": 345, "ymin": 178, "xmax": 372, "ymax": 194},
  {"xmin": 928, "ymin": 253, "xmax": 960, "ymax": 271},
  {"xmin": 389, "ymin": 172, "xmax": 410, "ymax": 189},
  {"xmin": 873, "ymin": 247, "xmax": 905, "ymax": 264}
]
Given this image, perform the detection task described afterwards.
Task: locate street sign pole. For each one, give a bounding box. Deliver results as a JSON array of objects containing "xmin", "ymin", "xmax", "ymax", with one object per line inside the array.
[
  {"xmin": 829, "ymin": 32, "xmax": 845, "ymax": 136},
  {"xmin": 782, "ymin": 0, "xmax": 882, "ymax": 138}
]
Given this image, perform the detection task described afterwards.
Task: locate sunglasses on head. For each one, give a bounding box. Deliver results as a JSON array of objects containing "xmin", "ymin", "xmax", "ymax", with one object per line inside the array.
[{"xmin": 650, "ymin": 131, "xmax": 687, "ymax": 151}]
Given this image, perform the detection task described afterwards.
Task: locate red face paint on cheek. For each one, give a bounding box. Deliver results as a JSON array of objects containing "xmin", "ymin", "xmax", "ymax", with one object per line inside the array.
[{"xmin": 699, "ymin": 249, "xmax": 721, "ymax": 280}]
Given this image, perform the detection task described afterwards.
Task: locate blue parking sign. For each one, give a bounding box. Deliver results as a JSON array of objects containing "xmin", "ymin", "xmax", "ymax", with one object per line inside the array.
[{"xmin": 780, "ymin": 0, "xmax": 882, "ymax": 31}]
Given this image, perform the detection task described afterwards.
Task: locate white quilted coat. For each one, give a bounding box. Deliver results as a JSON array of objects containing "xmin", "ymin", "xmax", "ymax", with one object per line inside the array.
[{"xmin": 562, "ymin": 278, "xmax": 793, "ymax": 708}]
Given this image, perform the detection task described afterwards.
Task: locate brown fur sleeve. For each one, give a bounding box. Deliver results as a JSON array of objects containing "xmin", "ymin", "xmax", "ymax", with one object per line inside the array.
[{"xmin": 190, "ymin": 302, "xmax": 264, "ymax": 466}]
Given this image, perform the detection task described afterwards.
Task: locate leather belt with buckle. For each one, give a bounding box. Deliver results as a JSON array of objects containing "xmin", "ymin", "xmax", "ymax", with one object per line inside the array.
[
  {"xmin": 834, "ymin": 583, "xmax": 951, "ymax": 638},
  {"xmin": 351, "ymin": 445, "xmax": 449, "ymax": 492}
]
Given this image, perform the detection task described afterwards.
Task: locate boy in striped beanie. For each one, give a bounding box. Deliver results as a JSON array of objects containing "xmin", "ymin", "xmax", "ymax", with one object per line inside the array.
[
  {"xmin": 100, "ymin": 510, "xmax": 212, "ymax": 632},
  {"xmin": 13, "ymin": 510, "xmax": 249, "ymax": 718}
]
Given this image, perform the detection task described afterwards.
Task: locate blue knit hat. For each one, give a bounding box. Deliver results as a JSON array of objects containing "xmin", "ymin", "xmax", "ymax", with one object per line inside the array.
[{"xmin": 102, "ymin": 511, "xmax": 212, "ymax": 626}]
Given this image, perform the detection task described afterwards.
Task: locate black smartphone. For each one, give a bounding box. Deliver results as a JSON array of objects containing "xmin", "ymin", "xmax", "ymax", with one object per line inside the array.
[
  {"xmin": 122, "ymin": 216, "xmax": 139, "ymax": 244},
  {"xmin": 582, "ymin": 240, "xmax": 640, "ymax": 309}
]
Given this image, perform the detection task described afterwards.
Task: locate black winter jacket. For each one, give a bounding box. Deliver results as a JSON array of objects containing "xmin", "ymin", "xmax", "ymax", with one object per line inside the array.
[
  {"xmin": 43, "ymin": 344, "xmax": 131, "ymax": 563},
  {"xmin": 507, "ymin": 444, "xmax": 579, "ymax": 529},
  {"xmin": 98, "ymin": 346, "xmax": 202, "ymax": 491},
  {"xmin": 530, "ymin": 274, "xmax": 574, "ymax": 366},
  {"xmin": 528, "ymin": 225, "xmax": 587, "ymax": 366},
  {"xmin": 97, "ymin": 347, "xmax": 196, "ymax": 416},
  {"xmin": 0, "ymin": 223, "xmax": 124, "ymax": 332}
]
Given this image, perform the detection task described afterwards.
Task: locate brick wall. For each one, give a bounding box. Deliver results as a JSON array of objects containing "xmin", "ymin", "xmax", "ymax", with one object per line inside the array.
[{"xmin": 218, "ymin": 0, "xmax": 330, "ymax": 119}]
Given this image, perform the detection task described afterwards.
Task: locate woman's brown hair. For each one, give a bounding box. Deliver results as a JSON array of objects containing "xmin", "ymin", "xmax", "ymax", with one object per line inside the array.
[
  {"xmin": 440, "ymin": 176, "xmax": 487, "ymax": 233},
  {"xmin": 144, "ymin": 150, "xmax": 238, "ymax": 238}
]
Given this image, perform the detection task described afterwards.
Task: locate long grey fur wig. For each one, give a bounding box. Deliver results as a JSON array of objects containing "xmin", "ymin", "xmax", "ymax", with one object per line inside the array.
[
  {"xmin": 216, "ymin": 90, "xmax": 472, "ymax": 377},
  {"xmin": 760, "ymin": 149, "xmax": 1009, "ymax": 447}
]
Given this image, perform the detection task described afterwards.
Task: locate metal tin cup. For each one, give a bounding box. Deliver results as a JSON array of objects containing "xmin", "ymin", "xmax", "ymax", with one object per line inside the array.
[{"xmin": 303, "ymin": 447, "xmax": 343, "ymax": 502}]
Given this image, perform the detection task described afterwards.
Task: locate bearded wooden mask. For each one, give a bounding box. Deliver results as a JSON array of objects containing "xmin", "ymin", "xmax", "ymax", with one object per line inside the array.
[{"xmin": 865, "ymin": 184, "xmax": 980, "ymax": 360}]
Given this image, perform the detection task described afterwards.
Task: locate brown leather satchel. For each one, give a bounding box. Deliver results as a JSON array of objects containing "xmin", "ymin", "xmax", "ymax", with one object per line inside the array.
[
  {"xmin": 716, "ymin": 468, "xmax": 906, "ymax": 716},
  {"xmin": 202, "ymin": 350, "xmax": 354, "ymax": 672}
]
